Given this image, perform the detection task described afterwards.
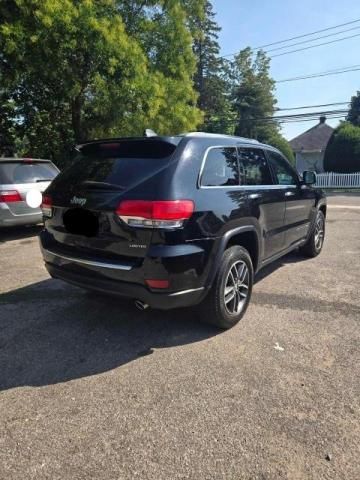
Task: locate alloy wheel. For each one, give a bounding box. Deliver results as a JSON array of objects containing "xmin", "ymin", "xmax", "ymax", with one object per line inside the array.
[
  {"xmin": 224, "ymin": 260, "xmax": 250, "ymax": 315},
  {"xmin": 314, "ymin": 214, "xmax": 325, "ymax": 250}
]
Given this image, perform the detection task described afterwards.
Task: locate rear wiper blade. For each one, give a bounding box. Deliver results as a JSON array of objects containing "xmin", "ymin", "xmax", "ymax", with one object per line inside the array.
[
  {"xmin": 81, "ymin": 181, "xmax": 125, "ymax": 190},
  {"xmin": 36, "ymin": 178, "xmax": 53, "ymax": 182}
]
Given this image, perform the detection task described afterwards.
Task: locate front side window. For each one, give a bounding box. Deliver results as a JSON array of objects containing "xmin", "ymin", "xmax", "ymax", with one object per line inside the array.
[
  {"xmin": 201, "ymin": 147, "xmax": 239, "ymax": 187},
  {"xmin": 267, "ymin": 151, "xmax": 298, "ymax": 186},
  {"xmin": 238, "ymin": 148, "xmax": 273, "ymax": 186}
]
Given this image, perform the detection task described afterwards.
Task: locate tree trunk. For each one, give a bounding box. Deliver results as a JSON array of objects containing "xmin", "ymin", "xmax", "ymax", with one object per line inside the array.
[{"xmin": 71, "ymin": 95, "xmax": 83, "ymax": 143}]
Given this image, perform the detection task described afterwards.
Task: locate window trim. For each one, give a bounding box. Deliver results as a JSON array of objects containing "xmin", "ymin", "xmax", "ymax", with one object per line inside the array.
[
  {"xmin": 264, "ymin": 148, "xmax": 301, "ymax": 187},
  {"xmin": 198, "ymin": 145, "xmax": 240, "ymax": 189},
  {"xmin": 237, "ymin": 146, "xmax": 275, "ymax": 188},
  {"xmin": 199, "ymin": 144, "xmax": 283, "ymax": 189},
  {"xmin": 198, "ymin": 144, "xmax": 299, "ymax": 190}
]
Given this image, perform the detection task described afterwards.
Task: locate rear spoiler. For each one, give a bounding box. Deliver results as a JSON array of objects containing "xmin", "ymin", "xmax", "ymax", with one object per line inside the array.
[{"xmin": 76, "ymin": 136, "xmax": 183, "ymax": 152}]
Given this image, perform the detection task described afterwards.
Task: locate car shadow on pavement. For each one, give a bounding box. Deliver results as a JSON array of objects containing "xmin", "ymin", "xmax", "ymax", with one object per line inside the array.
[
  {"xmin": 0, "ymin": 279, "xmax": 220, "ymax": 391},
  {"xmin": 254, "ymin": 251, "xmax": 308, "ymax": 284},
  {"xmin": 0, "ymin": 225, "xmax": 43, "ymax": 243}
]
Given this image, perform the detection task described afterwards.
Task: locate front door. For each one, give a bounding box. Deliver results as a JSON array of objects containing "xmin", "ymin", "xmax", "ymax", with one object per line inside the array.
[
  {"xmin": 266, "ymin": 150, "xmax": 316, "ymax": 249},
  {"xmin": 237, "ymin": 147, "xmax": 286, "ymax": 260}
]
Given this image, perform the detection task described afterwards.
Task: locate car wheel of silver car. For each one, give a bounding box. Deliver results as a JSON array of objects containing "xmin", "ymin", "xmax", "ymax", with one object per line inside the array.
[{"xmin": 199, "ymin": 246, "xmax": 254, "ymax": 329}]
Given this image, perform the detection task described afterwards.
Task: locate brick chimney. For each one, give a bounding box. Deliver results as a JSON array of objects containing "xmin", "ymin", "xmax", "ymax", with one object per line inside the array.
[{"xmin": 319, "ymin": 116, "xmax": 326, "ymax": 124}]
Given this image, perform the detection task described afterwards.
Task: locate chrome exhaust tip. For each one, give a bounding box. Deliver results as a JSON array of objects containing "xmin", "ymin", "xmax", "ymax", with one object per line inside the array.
[{"xmin": 135, "ymin": 300, "xmax": 149, "ymax": 311}]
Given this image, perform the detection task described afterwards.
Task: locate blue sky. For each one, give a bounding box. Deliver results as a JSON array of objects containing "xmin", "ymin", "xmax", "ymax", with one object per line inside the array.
[{"xmin": 212, "ymin": 0, "xmax": 360, "ymax": 140}]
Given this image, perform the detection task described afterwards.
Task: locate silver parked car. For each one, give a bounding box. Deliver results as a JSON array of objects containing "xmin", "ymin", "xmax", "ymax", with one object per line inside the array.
[{"xmin": 0, "ymin": 158, "xmax": 59, "ymax": 227}]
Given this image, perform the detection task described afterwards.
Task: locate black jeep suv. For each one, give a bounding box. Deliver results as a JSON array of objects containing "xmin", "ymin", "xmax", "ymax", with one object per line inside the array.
[{"xmin": 39, "ymin": 132, "xmax": 326, "ymax": 329}]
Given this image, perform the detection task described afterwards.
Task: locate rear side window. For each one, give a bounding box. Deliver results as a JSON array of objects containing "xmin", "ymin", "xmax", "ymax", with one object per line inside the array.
[
  {"xmin": 0, "ymin": 162, "xmax": 58, "ymax": 184},
  {"xmin": 267, "ymin": 151, "xmax": 298, "ymax": 185},
  {"xmin": 54, "ymin": 140, "xmax": 177, "ymax": 189},
  {"xmin": 238, "ymin": 148, "xmax": 273, "ymax": 186},
  {"xmin": 201, "ymin": 147, "xmax": 239, "ymax": 187}
]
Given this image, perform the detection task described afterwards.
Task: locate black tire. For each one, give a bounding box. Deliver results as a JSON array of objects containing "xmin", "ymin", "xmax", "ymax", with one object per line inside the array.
[
  {"xmin": 300, "ymin": 210, "xmax": 325, "ymax": 258},
  {"xmin": 198, "ymin": 246, "xmax": 254, "ymax": 329}
]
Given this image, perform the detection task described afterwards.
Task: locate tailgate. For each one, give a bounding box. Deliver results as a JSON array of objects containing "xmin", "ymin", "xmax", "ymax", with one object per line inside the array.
[{"xmin": 43, "ymin": 139, "xmax": 178, "ymax": 260}]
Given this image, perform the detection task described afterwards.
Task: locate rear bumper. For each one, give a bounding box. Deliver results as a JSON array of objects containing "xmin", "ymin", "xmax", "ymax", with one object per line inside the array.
[
  {"xmin": 45, "ymin": 262, "xmax": 206, "ymax": 309},
  {"xmin": 0, "ymin": 204, "xmax": 42, "ymax": 227},
  {"xmin": 39, "ymin": 228, "xmax": 209, "ymax": 309}
]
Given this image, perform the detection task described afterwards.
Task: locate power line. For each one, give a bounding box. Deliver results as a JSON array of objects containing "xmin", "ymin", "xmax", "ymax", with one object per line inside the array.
[
  {"xmin": 269, "ymin": 109, "xmax": 348, "ymax": 121},
  {"xmin": 276, "ymin": 102, "xmax": 349, "ymax": 111},
  {"xmin": 275, "ymin": 116, "xmax": 346, "ymax": 125},
  {"xmin": 281, "ymin": 64, "xmax": 360, "ymax": 76},
  {"xmin": 221, "ymin": 18, "xmax": 360, "ymax": 58},
  {"xmin": 265, "ymin": 25, "xmax": 360, "ymax": 53},
  {"xmin": 210, "ymin": 116, "xmax": 347, "ymax": 126},
  {"xmin": 276, "ymin": 65, "xmax": 360, "ymax": 83},
  {"xmin": 208, "ymin": 103, "xmax": 349, "ymax": 116},
  {"xmin": 260, "ymin": 114, "xmax": 347, "ymax": 124},
  {"xmin": 204, "ymin": 115, "xmax": 347, "ymax": 126},
  {"xmin": 257, "ymin": 19, "xmax": 360, "ymax": 49},
  {"xmin": 277, "ymin": 115, "xmax": 347, "ymax": 124},
  {"xmin": 204, "ymin": 109, "xmax": 349, "ymax": 126},
  {"xmin": 273, "ymin": 111, "xmax": 348, "ymax": 120},
  {"xmin": 270, "ymin": 33, "xmax": 360, "ymax": 58}
]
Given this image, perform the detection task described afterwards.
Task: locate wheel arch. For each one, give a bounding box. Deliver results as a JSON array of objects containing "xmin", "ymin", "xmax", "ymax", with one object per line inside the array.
[
  {"xmin": 226, "ymin": 230, "xmax": 260, "ymax": 272},
  {"xmin": 206, "ymin": 226, "xmax": 261, "ymax": 289},
  {"xmin": 318, "ymin": 203, "xmax": 327, "ymax": 217}
]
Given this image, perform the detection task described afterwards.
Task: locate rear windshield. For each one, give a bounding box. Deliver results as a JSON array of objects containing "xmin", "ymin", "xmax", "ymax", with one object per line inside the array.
[
  {"xmin": 54, "ymin": 140, "xmax": 177, "ymax": 189},
  {"xmin": 0, "ymin": 161, "xmax": 59, "ymax": 184}
]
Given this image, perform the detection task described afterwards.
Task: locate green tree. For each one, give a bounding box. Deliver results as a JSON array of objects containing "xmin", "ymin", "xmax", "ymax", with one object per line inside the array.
[
  {"xmin": 0, "ymin": 89, "xmax": 18, "ymax": 156},
  {"xmin": 192, "ymin": 0, "xmax": 232, "ymax": 133},
  {"xmin": 324, "ymin": 122, "xmax": 360, "ymax": 173},
  {"xmin": 347, "ymin": 91, "xmax": 360, "ymax": 127},
  {"xmin": 230, "ymin": 48, "xmax": 278, "ymax": 141},
  {"xmin": 115, "ymin": 0, "xmax": 205, "ymax": 133},
  {"xmin": 225, "ymin": 47, "xmax": 296, "ymax": 164},
  {"xmin": 266, "ymin": 133, "xmax": 295, "ymax": 166},
  {"xmin": 0, "ymin": 0, "xmax": 202, "ymax": 166},
  {"xmin": 0, "ymin": 2, "xmax": 21, "ymax": 155}
]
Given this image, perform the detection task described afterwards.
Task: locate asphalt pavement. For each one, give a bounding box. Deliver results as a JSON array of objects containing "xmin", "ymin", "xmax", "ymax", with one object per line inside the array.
[{"xmin": 0, "ymin": 195, "xmax": 359, "ymax": 480}]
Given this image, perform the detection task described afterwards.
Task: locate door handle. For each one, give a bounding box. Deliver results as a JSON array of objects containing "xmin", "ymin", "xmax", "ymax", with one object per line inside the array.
[
  {"xmin": 248, "ymin": 193, "xmax": 262, "ymax": 199},
  {"xmin": 285, "ymin": 191, "xmax": 295, "ymax": 197}
]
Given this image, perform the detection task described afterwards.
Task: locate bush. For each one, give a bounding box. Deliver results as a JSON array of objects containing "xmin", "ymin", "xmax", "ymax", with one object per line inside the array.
[
  {"xmin": 266, "ymin": 134, "xmax": 295, "ymax": 166},
  {"xmin": 324, "ymin": 122, "xmax": 360, "ymax": 173}
]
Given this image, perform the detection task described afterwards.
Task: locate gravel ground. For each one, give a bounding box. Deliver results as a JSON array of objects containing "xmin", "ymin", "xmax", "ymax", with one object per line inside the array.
[{"xmin": 0, "ymin": 196, "xmax": 359, "ymax": 480}]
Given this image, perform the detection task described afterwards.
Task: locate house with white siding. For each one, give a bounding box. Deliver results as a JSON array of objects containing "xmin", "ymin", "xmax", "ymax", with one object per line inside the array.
[{"xmin": 290, "ymin": 116, "xmax": 334, "ymax": 174}]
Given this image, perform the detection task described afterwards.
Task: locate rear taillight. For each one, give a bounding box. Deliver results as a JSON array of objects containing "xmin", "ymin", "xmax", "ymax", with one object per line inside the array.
[
  {"xmin": 116, "ymin": 200, "xmax": 194, "ymax": 229},
  {"xmin": 145, "ymin": 279, "xmax": 170, "ymax": 289},
  {"xmin": 0, "ymin": 190, "xmax": 22, "ymax": 203},
  {"xmin": 41, "ymin": 195, "xmax": 53, "ymax": 217}
]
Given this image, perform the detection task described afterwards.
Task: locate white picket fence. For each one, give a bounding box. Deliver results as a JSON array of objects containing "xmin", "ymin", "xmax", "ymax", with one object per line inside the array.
[{"xmin": 314, "ymin": 172, "xmax": 360, "ymax": 189}]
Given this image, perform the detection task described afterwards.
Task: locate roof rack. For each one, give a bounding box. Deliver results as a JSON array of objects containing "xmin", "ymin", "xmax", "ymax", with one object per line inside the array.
[{"xmin": 182, "ymin": 132, "xmax": 260, "ymax": 143}]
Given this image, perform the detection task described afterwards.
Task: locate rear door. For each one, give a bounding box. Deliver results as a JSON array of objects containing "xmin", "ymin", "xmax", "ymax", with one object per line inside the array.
[
  {"xmin": 198, "ymin": 144, "xmax": 247, "ymax": 234},
  {"xmin": 45, "ymin": 140, "xmax": 178, "ymax": 260},
  {"xmin": 266, "ymin": 150, "xmax": 316, "ymax": 248},
  {"xmin": 238, "ymin": 147, "xmax": 286, "ymax": 260}
]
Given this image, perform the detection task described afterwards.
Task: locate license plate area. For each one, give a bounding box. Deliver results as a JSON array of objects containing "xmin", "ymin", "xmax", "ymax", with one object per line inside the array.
[{"xmin": 63, "ymin": 208, "xmax": 99, "ymax": 237}]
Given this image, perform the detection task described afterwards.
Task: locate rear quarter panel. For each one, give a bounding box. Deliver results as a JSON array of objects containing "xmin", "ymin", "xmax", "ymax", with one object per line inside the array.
[{"xmin": 149, "ymin": 138, "xmax": 262, "ymax": 288}]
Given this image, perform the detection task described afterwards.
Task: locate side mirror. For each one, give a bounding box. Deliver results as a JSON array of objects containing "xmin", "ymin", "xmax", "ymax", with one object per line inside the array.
[{"xmin": 302, "ymin": 170, "xmax": 316, "ymax": 186}]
